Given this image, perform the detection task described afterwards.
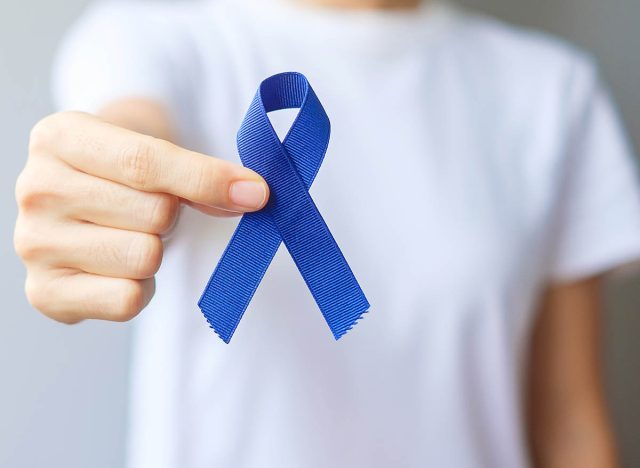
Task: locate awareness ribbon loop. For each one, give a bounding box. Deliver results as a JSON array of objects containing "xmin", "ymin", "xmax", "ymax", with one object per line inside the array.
[{"xmin": 198, "ymin": 72, "xmax": 370, "ymax": 343}]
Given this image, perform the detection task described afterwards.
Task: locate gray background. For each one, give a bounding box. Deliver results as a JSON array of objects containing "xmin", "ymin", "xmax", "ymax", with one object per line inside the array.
[{"xmin": 0, "ymin": 0, "xmax": 638, "ymax": 467}]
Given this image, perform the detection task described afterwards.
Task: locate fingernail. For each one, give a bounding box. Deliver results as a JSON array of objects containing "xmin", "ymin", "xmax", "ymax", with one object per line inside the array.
[{"xmin": 229, "ymin": 180, "xmax": 267, "ymax": 210}]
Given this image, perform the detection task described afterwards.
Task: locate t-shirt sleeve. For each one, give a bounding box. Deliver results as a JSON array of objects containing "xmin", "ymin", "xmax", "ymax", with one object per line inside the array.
[
  {"xmin": 547, "ymin": 56, "xmax": 640, "ymax": 282},
  {"xmin": 51, "ymin": 1, "xmax": 196, "ymax": 140}
]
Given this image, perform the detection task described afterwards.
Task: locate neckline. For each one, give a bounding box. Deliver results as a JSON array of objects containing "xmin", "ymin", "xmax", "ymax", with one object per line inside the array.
[{"xmin": 230, "ymin": 0, "xmax": 458, "ymax": 55}]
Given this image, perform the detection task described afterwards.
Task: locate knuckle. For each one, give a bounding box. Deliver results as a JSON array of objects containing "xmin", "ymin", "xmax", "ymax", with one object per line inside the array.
[
  {"xmin": 191, "ymin": 161, "xmax": 210, "ymax": 202},
  {"xmin": 13, "ymin": 218, "xmax": 44, "ymax": 262},
  {"xmin": 126, "ymin": 234, "xmax": 163, "ymax": 278},
  {"xmin": 118, "ymin": 137, "xmax": 157, "ymax": 189},
  {"xmin": 25, "ymin": 274, "xmax": 78, "ymax": 324},
  {"xmin": 14, "ymin": 169, "xmax": 34, "ymax": 208},
  {"xmin": 14, "ymin": 167, "xmax": 57, "ymax": 212},
  {"xmin": 12, "ymin": 223, "xmax": 30, "ymax": 260},
  {"xmin": 148, "ymin": 194, "xmax": 179, "ymax": 234},
  {"xmin": 192, "ymin": 160, "xmax": 226, "ymax": 206},
  {"xmin": 28, "ymin": 112, "xmax": 67, "ymax": 154},
  {"xmin": 24, "ymin": 273, "xmax": 47, "ymax": 314},
  {"xmin": 113, "ymin": 280, "xmax": 147, "ymax": 321}
]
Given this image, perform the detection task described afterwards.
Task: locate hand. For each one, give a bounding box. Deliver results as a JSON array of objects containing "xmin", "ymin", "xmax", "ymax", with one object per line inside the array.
[{"xmin": 13, "ymin": 111, "xmax": 269, "ymax": 323}]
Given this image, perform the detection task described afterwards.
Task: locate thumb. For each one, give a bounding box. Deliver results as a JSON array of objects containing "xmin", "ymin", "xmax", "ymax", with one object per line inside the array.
[
  {"xmin": 157, "ymin": 143, "xmax": 269, "ymax": 212},
  {"xmin": 52, "ymin": 114, "xmax": 270, "ymax": 212}
]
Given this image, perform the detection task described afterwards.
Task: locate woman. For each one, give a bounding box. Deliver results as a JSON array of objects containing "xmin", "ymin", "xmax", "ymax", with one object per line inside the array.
[{"xmin": 13, "ymin": 0, "xmax": 640, "ymax": 466}]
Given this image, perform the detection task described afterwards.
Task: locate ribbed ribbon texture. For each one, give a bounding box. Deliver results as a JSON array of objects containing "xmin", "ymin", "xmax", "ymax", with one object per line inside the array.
[{"xmin": 198, "ymin": 72, "xmax": 370, "ymax": 343}]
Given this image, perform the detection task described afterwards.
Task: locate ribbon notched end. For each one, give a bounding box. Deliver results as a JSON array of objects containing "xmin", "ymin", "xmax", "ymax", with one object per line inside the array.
[
  {"xmin": 198, "ymin": 296, "xmax": 242, "ymax": 345},
  {"xmin": 330, "ymin": 304, "xmax": 371, "ymax": 341}
]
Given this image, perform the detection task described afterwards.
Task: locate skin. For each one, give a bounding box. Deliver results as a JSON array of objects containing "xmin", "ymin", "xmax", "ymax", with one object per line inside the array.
[
  {"xmin": 12, "ymin": 0, "xmax": 619, "ymax": 466},
  {"xmin": 527, "ymin": 278, "xmax": 619, "ymax": 468},
  {"xmin": 15, "ymin": 104, "xmax": 269, "ymax": 323}
]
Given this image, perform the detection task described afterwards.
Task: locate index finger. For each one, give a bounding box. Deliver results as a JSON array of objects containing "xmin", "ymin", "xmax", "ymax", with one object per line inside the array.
[{"xmin": 38, "ymin": 112, "xmax": 269, "ymax": 212}]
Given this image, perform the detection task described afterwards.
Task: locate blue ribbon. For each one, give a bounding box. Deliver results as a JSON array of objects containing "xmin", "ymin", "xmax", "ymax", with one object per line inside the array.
[{"xmin": 198, "ymin": 72, "xmax": 370, "ymax": 343}]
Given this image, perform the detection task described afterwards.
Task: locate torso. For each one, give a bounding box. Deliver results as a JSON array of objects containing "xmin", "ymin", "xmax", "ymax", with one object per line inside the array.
[{"xmin": 127, "ymin": 2, "xmax": 582, "ymax": 466}]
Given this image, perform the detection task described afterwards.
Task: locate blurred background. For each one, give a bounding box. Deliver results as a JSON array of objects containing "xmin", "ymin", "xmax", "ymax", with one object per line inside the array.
[{"xmin": 0, "ymin": 0, "xmax": 638, "ymax": 467}]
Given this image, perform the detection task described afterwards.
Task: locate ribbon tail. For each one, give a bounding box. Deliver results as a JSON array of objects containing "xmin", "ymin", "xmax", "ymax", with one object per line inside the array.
[
  {"xmin": 198, "ymin": 211, "xmax": 281, "ymax": 343},
  {"xmin": 262, "ymin": 152, "xmax": 370, "ymax": 339},
  {"xmin": 275, "ymin": 197, "xmax": 370, "ymax": 340}
]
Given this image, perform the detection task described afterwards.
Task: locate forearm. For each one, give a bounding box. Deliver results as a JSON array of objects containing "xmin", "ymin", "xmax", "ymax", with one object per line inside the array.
[
  {"xmin": 527, "ymin": 277, "xmax": 619, "ymax": 468},
  {"xmin": 528, "ymin": 395, "xmax": 618, "ymax": 467},
  {"xmin": 97, "ymin": 98, "xmax": 176, "ymax": 142}
]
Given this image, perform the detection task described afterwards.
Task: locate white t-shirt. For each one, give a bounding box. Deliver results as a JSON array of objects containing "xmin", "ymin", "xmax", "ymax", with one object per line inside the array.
[{"xmin": 53, "ymin": 1, "xmax": 640, "ymax": 467}]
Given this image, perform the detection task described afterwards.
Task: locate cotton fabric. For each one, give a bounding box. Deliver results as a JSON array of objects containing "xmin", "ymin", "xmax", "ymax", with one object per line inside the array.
[{"xmin": 53, "ymin": 1, "xmax": 640, "ymax": 467}]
